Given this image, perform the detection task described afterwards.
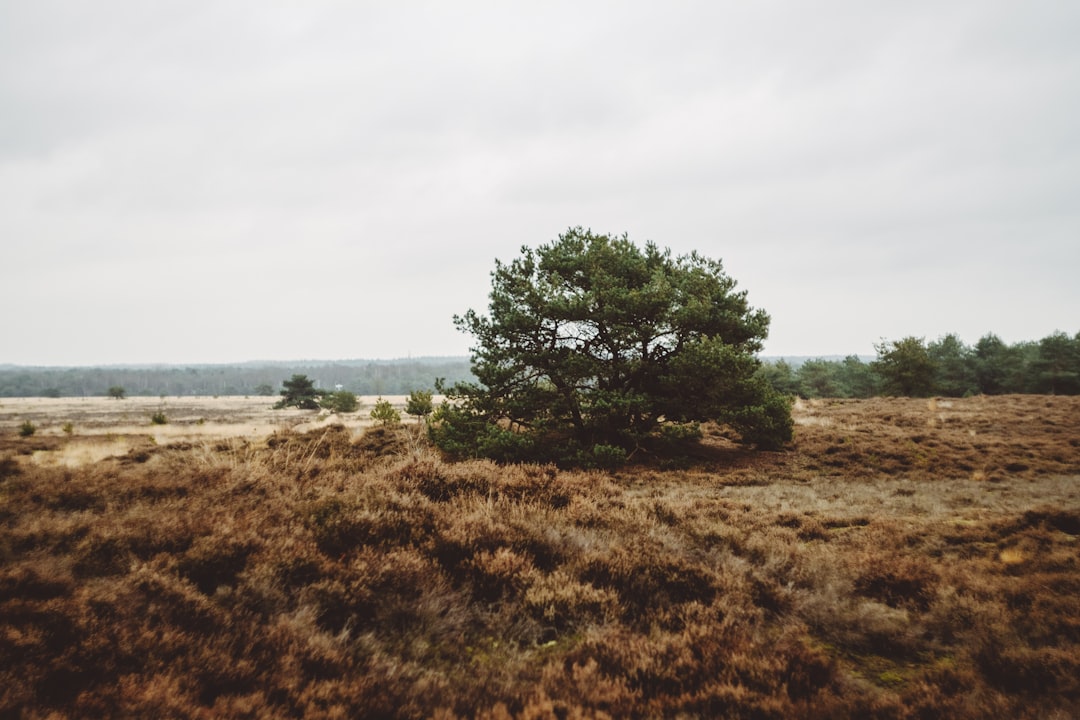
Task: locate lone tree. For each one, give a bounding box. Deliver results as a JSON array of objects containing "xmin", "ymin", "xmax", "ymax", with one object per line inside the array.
[
  {"xmin": 370, "ymin": 397, "xmax": 401, "ymax": 426},
  {"xmin": 107, "ymin": 386, "xmax": 126, "ymax": 400},
  {"xmin": 431, "ymin": 227, "xmax": 792, "ymax": 466},
  {"xmin": 274, "ymin": 374, "xmax": 321, "ymax": 410}
]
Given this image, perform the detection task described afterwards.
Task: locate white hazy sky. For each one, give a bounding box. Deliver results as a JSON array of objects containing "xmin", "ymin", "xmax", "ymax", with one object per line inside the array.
[{"xmin": 2, "ymin": 1, "xmax": 1078, "ymax": 366}]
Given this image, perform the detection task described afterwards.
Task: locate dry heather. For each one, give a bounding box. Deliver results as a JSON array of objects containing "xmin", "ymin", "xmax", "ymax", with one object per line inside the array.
[{"xmin": 0, "ymin": 395, "xmax": 1078, "ymax": 718}]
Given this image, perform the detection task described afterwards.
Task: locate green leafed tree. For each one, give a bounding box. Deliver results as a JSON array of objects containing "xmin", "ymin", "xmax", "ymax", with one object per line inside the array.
[
  {"xmin": 405, "ymin": 389, "xmax": 434, "ymax": 420},
  {"xmin": 430, "ymin": 227, "xmax": 792, "ymax": 466},
  {"xmin": 370, "ymin": 397, "xmax": 401, "ymax": 426},
  {"xmin": 274, "ymin": 374, "xmax": 320, "ymax": 410},
  {"xmin": 872, "ymin": 336, "xmax": 937, "ymax": 397},
  {"xmin": 107, "ymin": 386, "xmax": 126, "ymax": 400}
]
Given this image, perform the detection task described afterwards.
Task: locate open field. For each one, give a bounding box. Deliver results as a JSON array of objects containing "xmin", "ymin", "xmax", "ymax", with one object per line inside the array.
[
  {"xmin": 1, "ymin": 395, "xmax": 1078, "ymax": 717},
  {"xmin": 0, "ymin": 396, "xmax": 421, "ymax": 468}
]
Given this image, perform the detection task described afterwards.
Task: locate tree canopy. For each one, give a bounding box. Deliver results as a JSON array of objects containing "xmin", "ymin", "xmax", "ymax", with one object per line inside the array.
[
  {"xmin": 755, "ymin": 329, "xmax": 1080, "ymax": 399},
  {"xmin": 274, "ymin": 374, "xmax": 320, "ymax": 410},
  {"xmin": 405, "ymin": 390, "xmax": 434, "ymax": 419},
  {"xmin": 431, "ymin": 228, "xmax": 792, "ymax": 466},
  {"xmin": 872, "ymin": 337, "xmax": 937, "ymax": 397}
]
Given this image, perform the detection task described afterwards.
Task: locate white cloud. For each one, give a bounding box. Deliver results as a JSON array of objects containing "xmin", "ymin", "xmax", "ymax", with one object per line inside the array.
[{"xmin": 1, "ymin": 0, "xmax": 1078, "ymax": 364}]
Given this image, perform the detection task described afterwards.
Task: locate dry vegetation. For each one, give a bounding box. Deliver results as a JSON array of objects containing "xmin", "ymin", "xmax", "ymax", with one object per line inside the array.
[{"xmin": 1, "ymin": 395, "xmax": 1078, "ymax": 718}]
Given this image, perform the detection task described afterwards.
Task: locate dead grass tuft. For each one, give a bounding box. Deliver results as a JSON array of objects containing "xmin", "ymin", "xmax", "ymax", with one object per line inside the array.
[{"xmin": 0, "ymin": 395, "xmax": 1077, "ymax": 717}]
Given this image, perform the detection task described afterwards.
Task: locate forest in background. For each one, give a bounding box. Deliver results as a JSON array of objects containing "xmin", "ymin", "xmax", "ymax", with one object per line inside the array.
[
  {"xmin": 759, "ymin": 331, "xmax": 1080, "ymax": 399},
  {"xmin": 2, "ymin": 330, "xmax": 1077, "ymax": 400},
  {"xmin": 0, "ymin": 358, "xmax": 473, "ymax": 398}
]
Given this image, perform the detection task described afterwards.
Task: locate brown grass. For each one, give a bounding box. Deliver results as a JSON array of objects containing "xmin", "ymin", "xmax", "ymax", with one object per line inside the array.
[{"xmin": 1, "ymin": 395, "xmax": 1078, "ymax": 718}]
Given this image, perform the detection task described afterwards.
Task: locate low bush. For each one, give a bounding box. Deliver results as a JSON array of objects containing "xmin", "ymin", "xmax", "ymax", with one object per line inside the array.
[
  {"xmin": 320, "ymin": 390, "xmax": 359, "ymax": 413},
  {"xmin": 370, "ymin": 397, "xmax": 401, "ymax": 426}
]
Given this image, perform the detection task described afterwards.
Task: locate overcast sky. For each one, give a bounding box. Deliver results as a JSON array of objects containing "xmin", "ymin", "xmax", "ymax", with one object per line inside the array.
[{"xmin": 2, "ymin": 1, "xmax": 1078, "ymax": 366}]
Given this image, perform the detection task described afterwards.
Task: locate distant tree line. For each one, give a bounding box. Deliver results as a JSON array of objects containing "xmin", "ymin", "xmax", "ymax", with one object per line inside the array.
[
  {"xmin": 270, "ymin": 374, "xmax": 360, "ymax": 412},
  {"xmin": 0, "ymin": 358, "xmax": 473, "ymax": 398},
  {"xmin": 759, "ymin": 331, "xmax": 1080, "ymax": 398},
  {"xmin": 5, "ymin": 333, "xmax": 1076, "ymax": 400}
]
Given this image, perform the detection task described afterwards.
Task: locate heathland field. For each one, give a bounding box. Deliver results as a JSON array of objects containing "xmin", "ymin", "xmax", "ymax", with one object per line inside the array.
[
  {"xmin": 0, "ymin": 396, "xmax": 421, "ymax": 467},
  {"xmin": 1, "ymin": 395, "xmax": 1078, "ymax": 718}
]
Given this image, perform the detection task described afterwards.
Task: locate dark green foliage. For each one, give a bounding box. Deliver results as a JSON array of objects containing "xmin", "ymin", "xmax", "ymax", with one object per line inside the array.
[
  {"xmin": 405, "ymin": 390, "xmax": 434, "ymax": 419},
  {"xmin": 974, "ymin": 334, "xmax": 1025, "ymax": 394},
  {"xmin": 274, "ymin": 374, "xmax": 320, "ymax": 410},
  {"xmin": 728, "ymin": 388, "xmax": 795, "ymax": 451},
  {"xmin": 873, "ymin": 337, "xmax": 937, "ymax": 397},
  {"xmin": 588, "ymin": 443, "xmax": 629, "ymax": 469},
  {"xmin": 429, "ymin": 399, "xmax": 531, "ymax": 462},
  {"xmin": 107, "ymin": 386, "xmax": 126, "ymax": 400},
  {"xmin": 756, "ymin": 359, "xmax": 801, "ymax": 396},
  {"xmin": 759, "ymin": 332, "xmax": 1080, "ymax": 399},
  {"xmin": 320, "ymin": 390, "xmax": 359, "ymax": 413},
  {"xmin": 797, "ymin": 359, "xmax": 840, "ymax": 398},
  {"xmin": 150, "ymin": 411, "xmax": 168, "ymax": 425},
  {"xmin": 759, "ymin": 355, "xmax": 877, "ymax": 399},
  {"xmin": 432, "ymin": 228, "xmax": 792, "ymax": 464},
  {"xmin": 19, "ymin": 420, "xmax": 36, "ymax": 437},
  {"xmin": 834, "ymin": 355, "xmax": 879, "ymax": 398},
  {"xmin": 929, "ymin": 333, "xmax": 978, "ymax": 397},
  {"xmin": 1032, "ymin": 331, "xmax": 1080, "ymax": 394}
]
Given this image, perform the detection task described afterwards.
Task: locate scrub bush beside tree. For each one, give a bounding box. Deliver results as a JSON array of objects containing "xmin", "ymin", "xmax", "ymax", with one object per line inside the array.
[{"xmin": 321, "ymin": 390, "xmax": 359, "ymax": 413}]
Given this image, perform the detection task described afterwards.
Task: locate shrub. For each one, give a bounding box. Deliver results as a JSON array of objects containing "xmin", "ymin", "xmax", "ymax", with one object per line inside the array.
[
  {"xmin": 405, "ymin": 390, "xmax": 434, "ymax": 420},
  {"xmin": 586, "ymin": 444, "xmax": 627, "ymax": 470},
  {"xmin": 370, "ymin": 398, "xmax": 401, "ymax": 426},
  {"xmin": 321, "ymin": 390, "xmax": 359, "ymax": 413},
  {"xmin": 150, "ymin": 411, "xmax": 168, "ymax": 425},
  {"xmin": 19, "ymin": 420, "xmax": 36, "ymax": 437}
]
